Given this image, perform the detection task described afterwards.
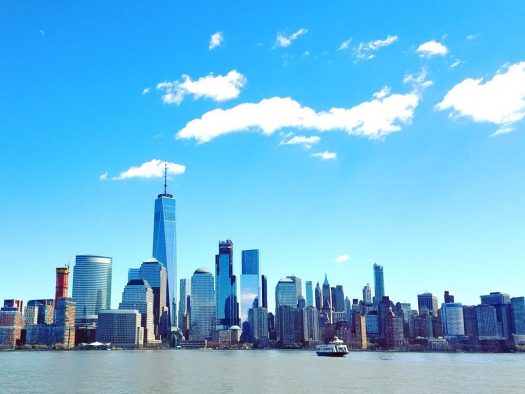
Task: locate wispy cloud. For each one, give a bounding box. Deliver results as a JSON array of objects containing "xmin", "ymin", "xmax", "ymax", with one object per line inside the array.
[
  {"xmin": 39, "ymin": 29, "xmax": 46, "ymax": 36},
  {"xmin": 142, "ymin": 87, "xmax": 151, "ymax": 95},
  {"xmin": 313, "ymin": 151, "xmax": 337, "ymax": 160},
  {"xmin": 450, "ymin": 60, "xmax": 462, "ymax": 69},
  {"xmin": 156, "ymin": 70, "xmax": 246, "ymax": 105},
  {"xmin": 416, "ymin": 40, "xmax": 448, "ymax": 57},
  {"xmin": 355, "ymin": 35, "xmax": 398, "ymax": 61},
  {"xmin": 403, "ymin": 68, "xmax": 434, "ymax": 94},
  {"xmin": 437, "ymin": 61, "xmax": 525, "ymax": 136},
  {"xmin": 338, "ymin": 38, "xmax": 352, "ymax": 51},
  {"xmin": 466, "ymin": 33, "xmax": 480, "ymax": 41},
  {"xmin": 279, "ymin": 135, "xmax": 321, "ymax": 149},
  {"xmin": 335, "ymin": 254, "xmax": 350, "ymax": 264},
  {"xmin": 104, "ymin": 159, "xmax": 186, "ymax": 181},
  {"xmin": 274, "ymin": 28, "xmax": 308, "ymax": 48},
  {"xmin": 209, "ymin": 32, "xmax": 223, "ymax": 50}
]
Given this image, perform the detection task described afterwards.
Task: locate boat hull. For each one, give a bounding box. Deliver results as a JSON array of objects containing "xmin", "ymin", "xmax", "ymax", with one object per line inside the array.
[{"xmin": 316, "ymin": 351, "xmax": 347, "ymax": 357}]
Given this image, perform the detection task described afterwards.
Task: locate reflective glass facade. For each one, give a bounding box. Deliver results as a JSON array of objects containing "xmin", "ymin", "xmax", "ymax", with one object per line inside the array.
[
  {"xmin": 152, "ymin": 194, "xmax": 177, "ymax": 326},
  {"xmin": 305, "ymin": 281, "xmax": 313, "ymax": 307},
  {"xmin": 373, "ymin": 264, "xmax": 385, "ymax": 304},
  {"xmin": 215, "ymin": 240, "xmax": 238, "ymax": 329},
  {"xmin": 72, "ymin": 255, "xmax": 112, "ymax": 322},
  {"xmin": 240, "ymin": 250, "xmax": 259, "ymax": 323},
  {"xmin": 275, "ymin": 278, "xmax": 297, "ymax": 310},
  {"xmin": 178, "ymin": 278, "xmax": 191, "ymax": 330},
  {"xmin": 190, "ymin": 268, "xmax": 215, "ymax": 340}
]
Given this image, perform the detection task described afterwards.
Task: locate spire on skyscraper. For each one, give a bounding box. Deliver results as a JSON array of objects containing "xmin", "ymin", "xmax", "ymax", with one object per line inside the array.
[{"xmin": 164, "ymin": 159, "xmax": 168, "ymax": 195}]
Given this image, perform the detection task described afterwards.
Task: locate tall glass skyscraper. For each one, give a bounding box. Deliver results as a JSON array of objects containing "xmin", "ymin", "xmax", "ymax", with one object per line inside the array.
[
  {"xmin": 240, "ymin": 249, "xmax": 260, "ymax": 322},
  {"xmin": 215, "ymin": 240, "xmax": 239, "ymax": 329},
  {"xmin": 373, "ymin": 263, "xmax": 385, "ymax": 304},
  {"xmin": 190, "ymin": 268, "xmax": 215, "ymax": 340},
  {"xmin": 152, "ymin": 171, "xmax": 177, "ymax": 327},
  {"xmin": 178, "ymin": 278, "xmax": 191, "ymax": 330},
  {"xmin": 119, "ymin": 279, "xmax": 157, "ymax": 345},
  {"xmin": 305, "ymin": 281, "xmax": 313, "ymax": 307},
  {"xmin": 275, "ymin": 278, "xmax": 298, "ymax": 309},
  {"xmin": 72, "ymin": 255, "xmax": 112, "ymax": 322},
  {"xmin": 261, "ymin": 275, "xmax": 268, "ymax": 309}
]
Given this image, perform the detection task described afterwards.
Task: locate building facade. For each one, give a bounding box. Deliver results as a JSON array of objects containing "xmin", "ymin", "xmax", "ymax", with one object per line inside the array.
[
  {"xmin": 190, "ymin": 268, "xmax": 216, "ymax": 340},
  {"xmin": 441, "ymin": 303, "xmax": 465, "ymax": 337},
  {"xmin": 240, "ymin": 249, "xmax": 259, "ymax": 323},
  {"xmin": 119, "ymin": 279, "xmax": 157, "ymax": 345},
  {"xmin": 96, "ymin": 310, "xmax": 144, "ymax": 348},
  {"xmin": 215, "ymin": 240, "xmax": 239, "ymax": 329},
  {"xmin": 373, "ymin": 264, "xmax": 385, "ymax": 305},
  {"xmin": 152, "ymin": 176, "xmax": 177, "ymax": 327},
  {"xmin": 72, "ymin": 255, "xmax": 112, "ymax": 322}
]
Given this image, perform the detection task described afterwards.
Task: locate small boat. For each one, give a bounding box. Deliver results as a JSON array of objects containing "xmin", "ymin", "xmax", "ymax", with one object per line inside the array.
[{"xmin": 316, "ymin": 337, "xmax": 349, "ymax": 357}]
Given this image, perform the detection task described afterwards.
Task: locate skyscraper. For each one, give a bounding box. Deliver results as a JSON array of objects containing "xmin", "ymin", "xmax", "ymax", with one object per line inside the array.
[
  {"xmin": 322, "ymin": 275, "xmax": 332, "ymax": 310},
  {"xmin": 480, "ymin": 292, "xmax": 511, "ymax": 340},
  {"xmin": 240, "ymin": 249, "xmax": 260, "ymax": 322},
  {"xmin": 190, "ymin": 268, "xmax": 216, "ymax": 340},
  {"xmin": 334, "ymin": 285, "xmax": 345, "ymax": 312},
  {"xmin": 55, "ymin": 266, "xmax": 69, "ymax": 306},
  {"xmin": 315, "ymin": 282, "xmax": 322, "ymax": 310},
  {"xmin": 510, "ymin": 297, "xmax": 525, "ymax": 335},
  {"xmin": 152, "ymin": 164, "xmax": 177, "ymax": 327},
  {"xmin": 418, "ymin": 293, "xmax": 439, "ymax": 316},
  {"xmin": 178, "ymin": 278, "xmax": 191, "ymax": 332},
  {"xmin": 119, "ymin": 279, "xmax": 157, "ymax": 345},
  {"xmin": 305, "ymin": 281, "xmax": 314, "ymax": 307},
  {"xmin": 287, "ymin": 276, "xmax": 303, "ymax": 303},
  {"xmin": 53, "ymin": 297, "xmax": 76, "ymax": 349},
  {"xmin": 133, "ymin": 259, "xmax": 168, "ymax": 338},
  {"xmin": 440, "ymin": 303, "xmax": 465, "ymax": 337},
  {"xmin": 261, "ymin": 275, "xmax": 268, "ymax": 309},
  {"xmin": 215, "ymin": 240, "xmax": 239, "ymax": 329},
  {"xmin": 362, "ymin": 283, "xmax": 372, "ymax": 305},
  {"xmin": 275, "ymin": 278, "xmax": 298, "ymax": 309},
  {"xmin": 373, "ymin": 264, "xmax": 385, "ymax": 304},
  {"xmin": 72, "ymin": 255, "xmax": 112, "ymax": 322}
]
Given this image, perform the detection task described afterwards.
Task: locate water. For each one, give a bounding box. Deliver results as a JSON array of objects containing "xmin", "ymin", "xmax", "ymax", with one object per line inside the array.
[{"xmin": 0, "ymin": 350, "xmax": 523, "ymax": 393}]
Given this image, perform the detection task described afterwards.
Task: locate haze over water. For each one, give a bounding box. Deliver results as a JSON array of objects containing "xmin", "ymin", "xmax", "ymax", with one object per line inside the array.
[{"xmin": 1, "ymin": 350, "xmax": 523, "ymax": 393}]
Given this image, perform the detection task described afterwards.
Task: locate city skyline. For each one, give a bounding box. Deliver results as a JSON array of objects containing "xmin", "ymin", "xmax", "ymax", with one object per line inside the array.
[{"xmin": 1, "ymin": 1, "xmax": 525, "ymax": 311}]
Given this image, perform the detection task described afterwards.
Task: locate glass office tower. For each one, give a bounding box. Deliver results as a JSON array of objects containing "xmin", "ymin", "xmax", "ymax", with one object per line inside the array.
[
  {"xmin": 215, "ymin": 240, "xmax": 239, "ymax": 329},
  {"xmin": 152, "ymin": 177, "xmax": 177, "ymax": 327},
  {"xmin": 72, "ymin": 255, "xmax": 112, "ymax": 322},
  {"xmin": 240, "ymin": 249, "xmax": 260, "ymax": 322},
  {"xmin": 373, "ymin": 263, "xmax": 385, "ymax": 305},
  {"xmin": 305, "ymin": 281, "xmax": 314, "ymax": 307},
  {"xmin": 190, "ymin": 268, "xmax": 216, "ymax": 340}
]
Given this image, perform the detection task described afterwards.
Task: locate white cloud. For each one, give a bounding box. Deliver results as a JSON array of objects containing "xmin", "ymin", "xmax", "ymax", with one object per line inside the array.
[
  {"xmin": 177, "ymin": 87, "xmax": 419, "ymax": 143},
  {"xmin": 450, "ymin": 60, "xmax": 462, "ymax": 69},
  {"xmin": 275, "ymin": 28, "xmax": 308, "ymax": 48},
  {"xmin": 437, "ymin": 61, "xmax": 525, "ymax": 136},
  {"xmin": 313, "ymin": 151, "xmax": 337, "ymax": 160},
  {"xmin": 280, "ymin": 135, "xmax": 321, "ymax": 149},
  {"xmin": 209, "ymin": 32, "xmax": 223, "ymax": 50},
  {"xmin": 142, "ymin": 87, "xmax": 151, "ymax": 95},
  {"xmin": 156, "ymin": 70, "xmax": 246, "ymax": 105},
  {"xmin": 99, "ymin": 172, "xmax": 108, "ymax": 181},
  {"xmin": 338, "ymin": 38, "xmax": 352, "ymax": 51},
  {"xmin": 466, "ymin": 33, "xmax": 480, "ymax": 40},
  {"xmin": 373, "ymin": 86, "xmax": 391, "ymax": 99},
  {"xmin": 416, "ymin": 40, "xmax": 448, "ymax": 57},
  {"xmin": 110, "ymin": 159, "xmax": 186, "ymax": 181},
  {"xmin": 403, "ymin": 68, "xmax": 434, "ymax": 93},
  {"xmin": 335, "ymin": 254, "xmax": 350, "ymax": 264},
  {"xmin": 355, "ymin": 35, "xmax": 398, "ymax": 61}
]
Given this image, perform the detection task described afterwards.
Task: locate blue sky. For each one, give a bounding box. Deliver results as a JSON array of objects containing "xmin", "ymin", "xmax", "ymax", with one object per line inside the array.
[{"xmin": 1, "ymin": 1, "xmax": 525, "ymax": 312}]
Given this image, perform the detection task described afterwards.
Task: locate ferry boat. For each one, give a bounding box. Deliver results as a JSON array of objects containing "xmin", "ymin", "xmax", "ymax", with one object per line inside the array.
[{"xmin": 316, "ymin": 337, "xmax": 349, "ymax": 357}]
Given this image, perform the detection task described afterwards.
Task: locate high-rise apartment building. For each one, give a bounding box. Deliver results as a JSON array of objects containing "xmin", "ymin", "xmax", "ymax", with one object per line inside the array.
[
  {"xmin": 72, "ymin": 255, "xmax": 112, "ymax": 322},
  {"xmin": 373, "ymin": 264, "xmax": 385, "ymax": 305},
  {"xmin": 215, "ymin": 240, "xmax": 239, "ymax": 329},
  {"xmin": 152, "ymin": 167, "xmax": 177, "ymax": 327},
  {"xmin": 240, "ymin": 249, "xmax": 260, "ymax": 322},
  {"xmin": 190, "ymin": 268, "xmax": 216, "ymax": 340},
  {"xmin": 53, "ymin": 297, "xmax": 76, "ymax": 349},
  {"xmin": 55, "ymin": 266, "xmax": 69, "ymax": 306}
]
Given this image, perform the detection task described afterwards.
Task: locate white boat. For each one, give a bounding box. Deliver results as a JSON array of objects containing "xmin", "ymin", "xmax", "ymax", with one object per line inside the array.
[{"xmin": 316, "ymin": 337, "xmax": 349, "ymax": 357}]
